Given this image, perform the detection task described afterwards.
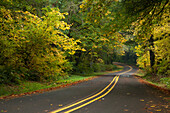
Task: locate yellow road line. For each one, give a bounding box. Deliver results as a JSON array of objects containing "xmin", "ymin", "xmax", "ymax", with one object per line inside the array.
[
  {"xmin": 66, "ymin": 76, "xmax": 120, "ymax": 113},
  {"xmin": 118, "ymin": 65, "xmax": 132, "ymax": 75},
  {"xmin": 50, "ymin": 65, "xmax": 133, "ymax": 113},
  {"xmin": 51, "ymin": 76, "xmax": 118, "ymax": 113}
]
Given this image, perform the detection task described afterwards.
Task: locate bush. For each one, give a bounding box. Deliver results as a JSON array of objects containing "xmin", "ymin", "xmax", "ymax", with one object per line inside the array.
[
  {"xmin": 105, "ymin": 64, "xmax": 117, "ymax": 71},
  {"xmin": 160, "ymin": 77, "xmax": 170, "ymax": 88},
  {"xmin": 92, "ymin": 63, "xmax": 117, "ymax": 72},
  {"xmin": 0, "ymin": 66, "xmax": 22, "ymax": 84},
  {"xmin": 0, "ymin": 7, "xmax": 79, "ymax": 84},
  {"xmin": 76, "ymin": 62, "xmax": 94, "ymax": 74}
]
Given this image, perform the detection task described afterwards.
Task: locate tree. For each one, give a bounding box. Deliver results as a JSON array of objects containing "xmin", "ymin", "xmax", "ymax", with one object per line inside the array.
[
  {"xmin": 0, "ymin": 4, "xmax": 81, "ymax": 83},
  {"xmin": 125, "ymin": 0, "xmax": 169, "ymax": 74},
  {"xmin": 80, "ymin": 0, "xmax": 169, "ymax": 76},
  {"xmin": 50, "ymin": 0, "xmax": 127, "ymax": 73}
]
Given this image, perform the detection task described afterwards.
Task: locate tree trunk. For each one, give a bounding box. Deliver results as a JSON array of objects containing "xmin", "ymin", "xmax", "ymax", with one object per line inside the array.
[
  {"xmin": 149, "ymin": 35, "xmax": 155, "ymax": 70},
  {"xmin": 149, "ymin": 49, "xmax": 155, "ymax": 68}
]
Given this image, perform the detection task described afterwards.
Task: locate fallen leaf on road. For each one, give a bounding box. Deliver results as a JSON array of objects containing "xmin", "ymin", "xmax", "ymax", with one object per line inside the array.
[
  {"xmin": 163, "ymin": 97, "xmax": 170, "ymax": 100},
  {"xmin": 155, "ymin": 109, "xmax": 161, "ymax": 111},
  {"xmin": 44, "ymin": 110, "xmax": 48, "ymax": 112},
  {"xmin": 140, "ymin": 99, "xmax": 144, "ymax": 101},
  {"xmin": 147, "ymin": 101, "xmax": 153, "ymax": 103},
  {"xmin": 147, "ymin": 108, "xmax": 151, "ymax": 110},
  {"xmin": 124, "ymin": 109, "xmax": 128, "ymax": 111},
  {"xmin": 162, "ymin": 105, "xmax": 168, "ymax": 108},
  {"xmin": 50, "ymin": 104, "xmax": 53, "ymax": 106},
  {"xmin": 59, "ymin": 104, "xmax": 63, "ymax": 106},
  {"xmin": 1, "ymin": 110, "xmax": 7, "ymax": 113},
  {"xmin": 126, "ymin": 93, "xmax": 130, "ymax": 95},
  {"xmin": 150, "ymin": 105, "xmax": 156, "ymax": 107}
]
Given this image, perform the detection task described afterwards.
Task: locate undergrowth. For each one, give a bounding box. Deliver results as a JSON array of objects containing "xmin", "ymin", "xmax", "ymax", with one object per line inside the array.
[{"xmin": 0, "ymin": 67, "xmax": 123, "ymax": 98}]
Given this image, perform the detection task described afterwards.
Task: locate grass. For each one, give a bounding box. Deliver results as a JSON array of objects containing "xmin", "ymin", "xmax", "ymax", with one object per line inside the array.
[
  {"xmin": 136, "ymin": 70, "xmax": 170, "ymax": 89},
  {"xmin": 135, "ymin": 69, "xmax": 145, "ymax": 77},
  {"xmin": 0, "ymin": 68, "xmax": 123, "ymax": 98},
  {"xmin": 160, "ymin": 77, "xmax": 170, "ymax": 88},
  {"xmin": 143, "ymin": 76, "xmax": 170, "ymax": 89}
]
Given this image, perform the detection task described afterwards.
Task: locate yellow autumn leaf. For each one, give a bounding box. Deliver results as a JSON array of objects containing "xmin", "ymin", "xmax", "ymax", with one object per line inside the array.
[
  {"xmin": 140, "ymin": 99, "xmax": 144, "ymax": 101},
  {"xmin": 150, "ymin": 105, "xmax": 156, "ymax": 107},
  {"xmin": 80, "ymin": 4, "xmax": 84, "ymax": 9},
  {"xmin": 59, "ymin": 104, "xmax": 63, "ymax": 106},
  {"xmin": 124, "ymin": 109, "xmax": 128, "ymax": 111},
  {"xmin": 155, "ymin": 109, "xmax": 161, "ymax": 111},
  {"xmin": 105, "ymin": 13, "xmax": 108, "ymax": 16},
  {"xmin": 82, "ymin": 48, "xmax": 86, "ymax": 51}
]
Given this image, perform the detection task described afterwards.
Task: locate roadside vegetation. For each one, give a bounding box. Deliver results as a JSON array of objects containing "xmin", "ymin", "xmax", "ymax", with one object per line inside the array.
[
  {"xmin": 0, "ymin": 64, "xmax": 122, "ymax": 98},
  {"xmin": 81, "ymin": 0, "xmax": 169, "ymax": 90},
  {"xmin": 136, "ymin": 70, "xmax": 170, "ymax": 89},
  {"xmin": 0, "ymin": 0, "xmax": 169, "ymax": 97}
]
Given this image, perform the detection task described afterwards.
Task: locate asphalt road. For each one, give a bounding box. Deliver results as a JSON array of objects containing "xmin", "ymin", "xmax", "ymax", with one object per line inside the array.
[{"xmin": 0, "ymin": 63, "xmax": 169, "ymax": 113}]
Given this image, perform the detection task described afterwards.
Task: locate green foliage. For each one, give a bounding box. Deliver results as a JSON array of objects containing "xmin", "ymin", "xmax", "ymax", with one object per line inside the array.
[
  {"xmin": 54, "ymin": 0, "xmax": 130, "ymax": 74},
  {"xmin": 0, "ymin": 6, "xmax": 81, "ymax": 84},
  {"xmin": 0, "ymin": 0, "xmax": 50, "ymax": 17},
  {"xmin": 117, "ymin": 0, "xmax": 169, "ymax": 76},
  {"xmin": 80, "ymin": 0, "xmax": 169, "ymax": 77},
  {"xmin": 1, "ymin": 0, "xmax": 169, "ymax": 85},
  {"xmin": 160, "ymin": 77, "xmax": 170, "ymax": 88},
  {"xmin": 0, "ymin": 68, "xmax": 122, "ymax": 97},
  {"xmin": 134, "ymin": 2, "xmax": 169, "ymax": 76},
  {"xmin": 0, "ymin": 66, "xmax": 22, "ymax": 84}
]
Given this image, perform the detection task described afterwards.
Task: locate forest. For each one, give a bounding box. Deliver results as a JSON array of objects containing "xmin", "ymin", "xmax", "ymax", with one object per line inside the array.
[{"xmin": 0, "ymin": 0, "xmax": 169, "ymax": 85}]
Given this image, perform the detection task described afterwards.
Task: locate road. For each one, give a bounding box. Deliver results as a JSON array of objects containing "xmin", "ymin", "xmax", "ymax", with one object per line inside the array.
[{"xmin": 0, "ymin": 63, "xmax": 169, "ymax": 113}]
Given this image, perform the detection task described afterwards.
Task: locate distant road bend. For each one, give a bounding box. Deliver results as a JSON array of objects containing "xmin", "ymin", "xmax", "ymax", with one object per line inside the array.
[{"xmin": 0, "ymin": 63, "xmax": 169, "ymax": 113}]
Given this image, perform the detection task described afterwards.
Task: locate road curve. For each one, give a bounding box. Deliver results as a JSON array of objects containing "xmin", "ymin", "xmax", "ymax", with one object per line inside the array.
[
  {"xmin": 0, "ymin": 63, "xmax": 169, "ymax": 113},
  {"xmin": 50, "ymin": 64, "xmax": 133, "ymax": 113}
]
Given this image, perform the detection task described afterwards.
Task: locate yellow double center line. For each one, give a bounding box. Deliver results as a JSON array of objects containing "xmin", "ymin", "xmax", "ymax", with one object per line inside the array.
[{"xmin": 51, "ymin": 65, "xmax": 132, "ymax": 113}]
